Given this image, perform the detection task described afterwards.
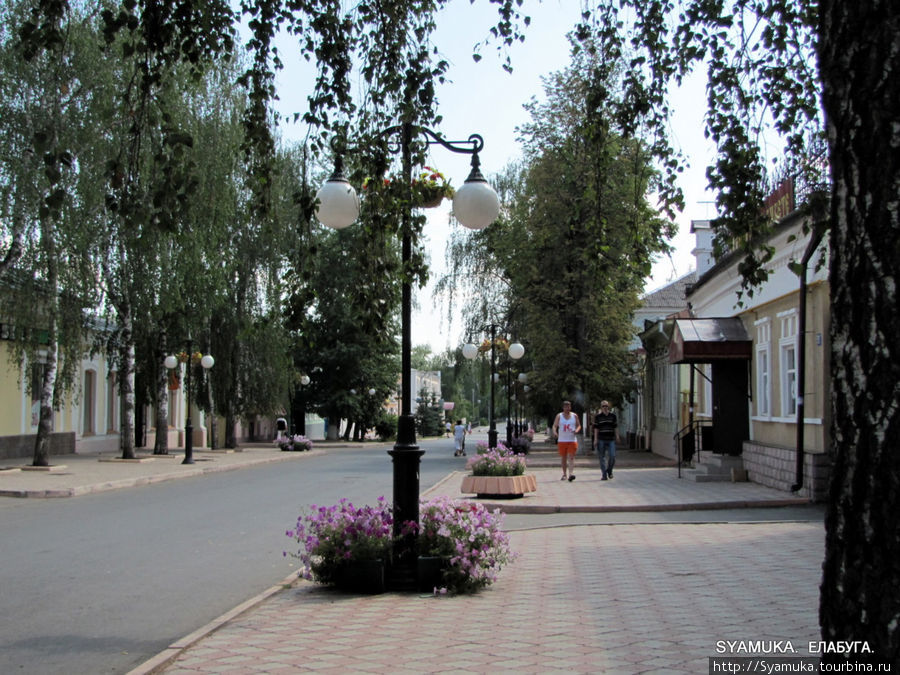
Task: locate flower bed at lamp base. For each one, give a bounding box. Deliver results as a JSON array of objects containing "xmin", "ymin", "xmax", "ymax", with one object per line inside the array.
[
  {"xmin": 288, "ymin": 495, "xmax": 516, "ymax": 595},
  {"xmin": 460, "ymin": 474, "xmax": 537, "ymax": 499}
]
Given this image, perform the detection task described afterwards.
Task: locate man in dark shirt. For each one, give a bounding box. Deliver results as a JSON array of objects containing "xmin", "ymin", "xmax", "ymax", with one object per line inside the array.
[{"xmin": 592, "ymin": 401, "xmax": 620, "ymax": 480}]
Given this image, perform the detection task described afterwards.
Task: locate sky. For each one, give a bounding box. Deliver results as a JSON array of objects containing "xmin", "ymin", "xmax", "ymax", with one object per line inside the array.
[{"xmin": 272, "ymin": 0, "xmax": 719, "ymax": 353}]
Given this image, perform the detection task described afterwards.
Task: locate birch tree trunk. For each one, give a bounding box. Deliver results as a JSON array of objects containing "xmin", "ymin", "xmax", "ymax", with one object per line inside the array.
[
  {"xmin": 208, "ymin": 385, "xmax": 218, "ymax": 450},
  {"xmin": 118, "ymin": 309, "xmax": 136, "ymax": 460},
  {"xmin": 32, "ymin": 210, "xmax": 59, "ymax": 467},
  {"xmin": 818, "ymin": 0, "xmax": 900, "ymax": 664},
  {"xmin": 153, "ymin": 361, "xmax": 169, "ymax": 454}
]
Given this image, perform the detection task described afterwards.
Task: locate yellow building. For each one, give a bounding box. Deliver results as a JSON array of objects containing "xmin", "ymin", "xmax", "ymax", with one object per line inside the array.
[{"xmin": 0, "ymin": 339, "xmax": 120, "ymax": 459}]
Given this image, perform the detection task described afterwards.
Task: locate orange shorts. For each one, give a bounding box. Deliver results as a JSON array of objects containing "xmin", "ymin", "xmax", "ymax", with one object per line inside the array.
[{"xmin": 557, "ymin": 442, "xmax": 578, "ymax": 456}]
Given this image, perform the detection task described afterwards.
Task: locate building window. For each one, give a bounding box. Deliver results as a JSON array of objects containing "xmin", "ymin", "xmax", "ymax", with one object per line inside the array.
[
  {"xmin": 83, "ymin": 370, "xmax": 96, "ymax": 435},
  {"xmin": 653, "ymin": 360, "xmax": 676, "ymax": 419},
  {"xmin": 106, "ymin": 371, "xmax": 118, "ymax": 433},
  {"xmin": 700, "ymin": 364, "xmax": 712, "ymax": 417},
  {"xmin": 755, "ymin": 319, "xmax": 771, "ymax": 417},
  {"xmin": 779, "ymin": 312, "xmax": 798, "ymax": 418}
]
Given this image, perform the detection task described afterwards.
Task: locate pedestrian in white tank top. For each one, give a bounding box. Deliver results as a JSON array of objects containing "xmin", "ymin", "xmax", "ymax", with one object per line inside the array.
[{"xmin": 552, "ymin": 400, "xmax": 582, "ymax": 481}]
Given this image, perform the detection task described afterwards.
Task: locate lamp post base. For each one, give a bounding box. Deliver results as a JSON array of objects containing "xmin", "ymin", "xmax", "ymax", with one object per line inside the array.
[
  {"xmin": 183, "ymin": 422, "xmax": 194, "ymax": 465},
  {"xmin": 488, "ymin": 425, "xmax": 498, "ymax": 449},
  {"xmin": 387, "ymin": 414, "xmax": 423, "ymax": 591}
]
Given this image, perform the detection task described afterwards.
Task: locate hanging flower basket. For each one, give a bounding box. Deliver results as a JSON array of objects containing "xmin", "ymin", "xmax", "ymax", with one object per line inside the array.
[
  {"xmin": 418, "ymin": 188, "xmax": 445, "ymax": 208},
  {"xmin": 363, "ymin": 167, "xmax": 454, "ymax": 210},
  {"xmin": 412, "ymin": 166, "xmax": 454, "ymax": 208},
  {"xmin": 477, "ymin": 336, "xmax": 510, "ymax": 354}
]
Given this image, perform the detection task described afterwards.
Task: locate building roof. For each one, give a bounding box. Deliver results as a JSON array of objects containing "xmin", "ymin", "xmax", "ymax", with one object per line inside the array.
[
  {"xmin": 668, "ymin": 318, "xmax": 752, "ymax": 364},
  {"xmin": 641, "ymin": 272, "xmax": 697, "ymax": 311}
]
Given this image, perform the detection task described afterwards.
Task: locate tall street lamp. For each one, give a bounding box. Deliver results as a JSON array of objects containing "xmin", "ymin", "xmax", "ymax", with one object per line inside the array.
[
  {"xmin": 516, "ymin": 372, "xmax": 529, "ymax": 436},
  {"xmin": 315, "ymin": 123, "xmax": 500, "ymax": 588},
  {"xmin": 165, "ymin": 340, "xmax": 214, "ymax": 465},
  {"xmin": 462, "ymin": 329, "xmax": 524, "ymax": 449},
  {"xmin": 292, "ymin": 373, "xmax": 311, "ymax": 436}
]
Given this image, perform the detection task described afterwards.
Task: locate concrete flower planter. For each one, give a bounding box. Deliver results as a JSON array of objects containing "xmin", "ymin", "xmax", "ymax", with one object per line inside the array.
[{"xmin": 460, "ymin": 474, "xmax": 537, "ymax": 499}]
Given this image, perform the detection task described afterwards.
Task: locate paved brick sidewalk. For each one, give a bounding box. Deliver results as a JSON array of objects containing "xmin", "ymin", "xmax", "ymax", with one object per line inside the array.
[
  {"xmin": 148, "ymin": 520, "xmax": 823, "ymax": 674},
  {"xmin": 427, "ymin": 465, "xmax": 807, "ymax": 513},
  {"xmin": 0, "ymin": 443, "xmax": 377, "ymax": 498}
]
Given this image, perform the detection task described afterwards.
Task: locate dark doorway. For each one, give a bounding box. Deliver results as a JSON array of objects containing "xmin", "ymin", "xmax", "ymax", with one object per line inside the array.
[{"xmin": 711, "ymin": 361, "xmax": 749, "ymax": 455}]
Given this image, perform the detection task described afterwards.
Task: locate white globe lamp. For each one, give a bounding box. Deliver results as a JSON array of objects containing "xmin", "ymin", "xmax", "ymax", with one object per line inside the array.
[
  {"xmin": 315, "ymin": 174, "xmax": 359, "ymax": 230},
  {"xmin": 508, "ymin": 342, "xmax": 525, "ymax": 360},
  {"xmin": 453, "ymin": 178, "xmax": 499, "ymax": 230}
]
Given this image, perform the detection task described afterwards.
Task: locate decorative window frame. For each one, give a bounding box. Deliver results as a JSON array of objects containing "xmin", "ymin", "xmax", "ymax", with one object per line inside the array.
[
  {"xmin": 755, "ymin": 318, "xmax": 772, "ymax": 418},
  {"xmin": 778, "ymin": 310, "xmax": 799, "ymax": 418},
  {"xmin": 83, "ymin": 368, "xmax": 97, "ymax": 436},
  {"xmin": 653, "ymin": 359, "xmax": 677, "ymax": 420}
]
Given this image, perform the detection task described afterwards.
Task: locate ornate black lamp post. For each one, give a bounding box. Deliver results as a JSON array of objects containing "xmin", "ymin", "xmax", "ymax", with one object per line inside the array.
[
  {"xmin": 165, "ymin": 339, "xmax": 214, "ymax": 465},
  {"xmin": 516, "ymin": 372, "xmax": 528, "ymax": 436},
  {"xmin": 462, "ymin": 329, "xmax": 523, "ymax": 449},
  {"xmin": 505, "ymin": 358, "xmax": 514, "ymax": 446},
  {"xmin": 315, "ymin": 124, "xmax": 499, "ymax": 588},
  {"xmin": 292, "ymin": 373, "xmax": 310, "ymax": 436}
]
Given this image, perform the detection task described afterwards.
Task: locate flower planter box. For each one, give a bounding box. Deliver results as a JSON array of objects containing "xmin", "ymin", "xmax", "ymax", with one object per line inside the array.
[
  {"xmin": 417, "ymin": 555, "xmax": 448, "ymax": 592},
  {"xmin": 460, "ymin": 474, "xmax": 537, "ymax": 499},
  {"xmin": 336, "ymin": 559, "xmax": 386, "ymax": 595}
]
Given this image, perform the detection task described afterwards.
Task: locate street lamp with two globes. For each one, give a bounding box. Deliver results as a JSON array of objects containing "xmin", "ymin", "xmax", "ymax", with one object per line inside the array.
[
  {"xmin": 314, "ymin": 123, "xmax": 500, "ymax": 588},
  {"xmin": 164, "ymin": 342, "xmax": 214, "ymax": 465},
  {"xmin": 462, "ymin": 329, "xmax": 524, "ymax": 449}
]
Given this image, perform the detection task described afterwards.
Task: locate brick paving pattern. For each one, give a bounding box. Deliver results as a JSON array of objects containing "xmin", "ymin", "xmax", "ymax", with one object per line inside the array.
[{"xmin": 159, "ymin": 521, "xmax": 822, "ymax": 674}]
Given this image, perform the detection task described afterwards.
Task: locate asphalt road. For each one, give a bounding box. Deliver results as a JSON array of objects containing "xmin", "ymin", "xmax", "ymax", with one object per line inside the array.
[{"xmin": 0, "ymin": 439, "xmax": 462, "ymax": 675}]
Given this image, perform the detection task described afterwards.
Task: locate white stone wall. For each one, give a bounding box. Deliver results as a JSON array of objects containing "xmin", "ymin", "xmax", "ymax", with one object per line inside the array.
[{"xmin": 742, "ymin": 440, "xmax": 831, "ymax": 502}]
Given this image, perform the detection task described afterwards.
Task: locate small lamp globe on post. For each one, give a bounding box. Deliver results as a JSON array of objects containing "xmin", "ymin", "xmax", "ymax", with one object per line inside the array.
[
  {"xmin": 516, "ymin": 372, "xmax": 528, "ymax": 435},
  {"xmin": 165, "ymin": 349, "xmax": 214, "ymax": 465},
  {"xmin": 296, "ymin": 374, "xmax": 310, "ymax": 436},
  {"xmin": 505, "ymin": 342, "xmax": 524, "ymax": 446}
]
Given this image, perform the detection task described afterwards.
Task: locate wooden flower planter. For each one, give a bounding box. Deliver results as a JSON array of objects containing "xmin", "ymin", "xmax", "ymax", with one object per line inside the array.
[{"xmin": 460, "ymin": 474, "xmax": 537, "ymax": 499}]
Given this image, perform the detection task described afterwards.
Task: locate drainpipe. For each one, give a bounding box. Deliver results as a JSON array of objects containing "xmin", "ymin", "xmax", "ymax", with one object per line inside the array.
[{"xmin": 792, "ymin": 227, "xmax": 824, "ymax": 493}]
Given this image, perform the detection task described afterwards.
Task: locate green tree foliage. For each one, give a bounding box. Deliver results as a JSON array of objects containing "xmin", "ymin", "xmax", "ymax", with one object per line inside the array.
[
  {"xmin": 440, "ymin": 38, "xmax": 672, "ymax": 422},
  {"xmin": 0, "ymin": 2, "xmax": 104, "ymax": 465},
  {"xmin": 4, "ymin": 1, "xmax": 301, "ymax": 459},
  {"xmin": 414, "ymin": 387, "xmax": 443, "ymax": 438},
  {"xmin": 95, "ymin": 2, "xmax": 238, "ymax": 458},
  {"xmin": 285, "ymin": 217, "xmax": 400, "ymax": 439}
]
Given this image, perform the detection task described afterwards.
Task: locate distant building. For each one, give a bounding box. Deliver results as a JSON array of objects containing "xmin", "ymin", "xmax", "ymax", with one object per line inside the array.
[
  {"xmin": 619, "ymin": 271, "xmax": 696, "ymax": 449},
  {"xmin": 387, "ymin": 369, "xmax": 441, "ymax": 416}
]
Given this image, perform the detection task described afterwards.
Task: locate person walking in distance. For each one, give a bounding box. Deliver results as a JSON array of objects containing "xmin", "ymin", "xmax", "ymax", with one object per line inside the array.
[
  {"xmin": 553, "ymin": 400, "xmax": 581, "ymax": 481},
  {"xmin": 453, "ymin": 419, "xmax": 467, "ymax": 457},
  {"xmin": 593, "ymin": 400, "xmax": 620, "ymax": 480}
]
